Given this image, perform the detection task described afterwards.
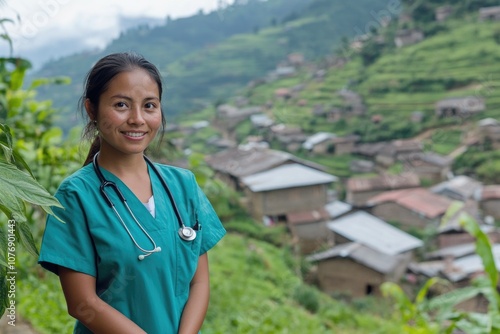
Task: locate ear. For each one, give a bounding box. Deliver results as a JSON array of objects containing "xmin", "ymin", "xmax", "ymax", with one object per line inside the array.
[{"xmin": 84, "ymin": 99, "xmax": 96, "ymax": 121}]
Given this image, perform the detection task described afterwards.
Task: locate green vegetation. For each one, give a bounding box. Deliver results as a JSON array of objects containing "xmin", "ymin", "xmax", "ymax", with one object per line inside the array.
[
  {"xmin": 383, "ymin": 203, "xmax": 500, "ymax": 333},
  {"xmin": 31, "ymin": 0, "xmax": 390, "ymax": 130}
]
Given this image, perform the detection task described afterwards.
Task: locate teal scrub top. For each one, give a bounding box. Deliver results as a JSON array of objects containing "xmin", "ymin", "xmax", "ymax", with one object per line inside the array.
[{"xmin": 38, "ymin": 162, "xmax": 226, "ymax": 333}]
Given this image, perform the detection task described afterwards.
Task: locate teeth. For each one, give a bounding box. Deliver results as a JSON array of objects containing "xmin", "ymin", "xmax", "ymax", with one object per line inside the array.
[{"xmin": 124, "ymin": 132, "xmax": 146, "ymax": 137}]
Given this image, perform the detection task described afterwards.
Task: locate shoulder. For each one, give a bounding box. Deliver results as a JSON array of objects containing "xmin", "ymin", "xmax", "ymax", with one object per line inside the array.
[{"xmin": 56, "ymin": 164, "xmax": 97, "ymax": 195}]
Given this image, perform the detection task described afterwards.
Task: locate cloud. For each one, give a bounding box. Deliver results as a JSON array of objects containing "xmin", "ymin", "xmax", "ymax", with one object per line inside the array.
[{"xmin": 2, "ymin": 0, "xmax": 228, "ymax": 67}]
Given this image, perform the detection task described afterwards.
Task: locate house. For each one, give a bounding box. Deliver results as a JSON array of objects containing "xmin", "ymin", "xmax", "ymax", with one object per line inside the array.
[
  {"xmin": 435, "ymin": 96, "xmax": 486, "ymax": 118},
  {"xmin": 274, "ymin": 88, "xmax": 293, "ymax": 99},
  {"xmin": 367, "ymin": 188, "xmax": 453, "ymax": 229},
  {"xmin": 346, "ymin": 173, "xmax": 420, "ymax": 207},
  {"xmin": 241, "ymin": 163, "xmax": 338, "ymax": 221},
  {"xmin": 327, "ymin": 211, "xmax": 423, "ymax": 255},
  {"xmin": 354, "ymin": 141, "xmax": 388, "ymax": 158},
  {"xmin": 287, "ymin": 208, "xmax": 332, "ymax": 254},
  {"xmin": 250, "ymin": 114, "xmax": 274, "ymax": 128},
  {"xmin": 408, "ymin": 244, "xmax": 499, "ymax": 312},
  {"xmin": 435, "ymin": 5, "xmax": 453, "ymax": 22},
  {"xmin": 307, "ymin": 211, "xmax": 422, "ymax": 297},
  {"xmin": 338, "ymin": 89, "xmax": 366, "ymax": 115},
  {"xmin": 268, "ymin": 124, "xmax": 307, "ymax": 152},
  {"xmin": 402, "ymin": 152, "xmax": 453, "ymax": 182},
  {"xmin": 412, "ymin": 244, "xmax": 500, "ymax": 287},
  {"xmin": 477, "ymin": 185, "xmax": 500, "ymax": 220},
  {"xmin": 324, "ymin": 200, "xmax": 352, "ymax": 220},
  {"xmin": 431, "ymin": 175, "xmax": 482, "ymax": 202},
  {"xmin": 302, "ymin": 132, "xmax": 336, "ymax": 153},
  {"xmin": 205, "ymin": 147, "xmax": 326, "ymax": 190},
  {"xmin": 350, "ymin": 160, "xmax": 375, "ymax": 174},
  {"xmin": 479, "ymin": 6, "xmax": 500, "ymax": 21},
  {"xmin": 330, "ymin": 135, "xmax": 360, "ymax": 155},
  {"xmin": 375, "ymin": 139, "xmax": 423, "ymax": 167},
  {"xmin": 478, "ymin": 118, "xmax": 500, "ymax": 149},
  {"xmin": 205, "ymin": 137, "xmax": 237, "ymax": 150},
  {"xmin": 215, "ymin": 104, "xmax": 263, "ymax": 129},
  {"xmin": 286, "ymin": 201, "xmax": 352, "ymax": 255},
  {"xmin": 435, "ymin": 201, "xmax": 496, "ymax": 249},
  {"xmin": 394, "ymin": 29, "xmax": 424, "ymax": 48}
]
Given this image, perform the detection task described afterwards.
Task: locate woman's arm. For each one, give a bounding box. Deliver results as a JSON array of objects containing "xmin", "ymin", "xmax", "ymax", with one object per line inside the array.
[
  {"xmin": 178, "ymin": 253, "xmax": 210, "ymax": 334},
  {"xmin": 59, "ymin": 267, "xmax": 147, "ymax": 334}
]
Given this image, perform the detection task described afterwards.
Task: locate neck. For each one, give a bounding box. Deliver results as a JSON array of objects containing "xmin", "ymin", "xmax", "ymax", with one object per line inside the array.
[{"xmin": 97, "ymin": 149, "xmax": 148, "ymax": 178}]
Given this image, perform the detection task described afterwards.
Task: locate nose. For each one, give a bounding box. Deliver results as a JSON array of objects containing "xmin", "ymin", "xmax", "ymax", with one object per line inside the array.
[{"xmin": 128, "ymin": 105, "xmax": 145, "ymax": 125}]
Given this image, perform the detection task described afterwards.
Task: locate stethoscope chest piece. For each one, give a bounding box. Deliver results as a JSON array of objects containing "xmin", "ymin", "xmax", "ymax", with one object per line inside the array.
[{"xmin": 178, "ymin": 227, "xmax": 196, "ymax": 241}]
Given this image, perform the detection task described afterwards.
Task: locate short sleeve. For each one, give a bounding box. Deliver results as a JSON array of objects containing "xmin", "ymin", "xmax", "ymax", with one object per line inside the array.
[
  {"xmin": 38, "ymin": 181, "xmax": 97, "ymax": 277},
  {"xmin": 192, "ymin": 175, "xmax": 226, "ymax": 255}
]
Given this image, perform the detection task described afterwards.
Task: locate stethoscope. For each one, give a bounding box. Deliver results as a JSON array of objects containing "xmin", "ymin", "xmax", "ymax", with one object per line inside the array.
[{"xmin": 92, "ymin": 152, "xmax": 198, "ymax": 261}]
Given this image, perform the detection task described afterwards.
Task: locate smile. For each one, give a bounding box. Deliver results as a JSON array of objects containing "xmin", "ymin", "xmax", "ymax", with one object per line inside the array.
[{"xmin": 123, "ymin": 132, "xmax": 147, "ymax": 138}]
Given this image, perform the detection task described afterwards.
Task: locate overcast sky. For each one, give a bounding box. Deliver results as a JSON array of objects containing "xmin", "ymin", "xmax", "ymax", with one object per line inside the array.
[{"xmin": 2, "ymin": 0, "xmax": 233, "ymax": 68}]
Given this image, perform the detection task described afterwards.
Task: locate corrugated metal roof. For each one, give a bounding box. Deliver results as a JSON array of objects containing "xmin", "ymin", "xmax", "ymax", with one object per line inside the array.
[
  {"xmin": 324, "ymin": 201, "xmax": 352, "ymax": 219},
  {"xmin": 347, "ymin": 173, "xmax": 420, "ymax": 192},
  {"xmin": 368, "ymin": 188, "xmax": 452, "ymax": 219},
  {"xmin": 481, "ymin": 185, "xmax": 500, "ymax": 200},
  {"xmin": 443, "ymin": 244, "xmax": 500, "ymax": 282},
  {"xmin": 206, "ymin": 148, "xmax": 327, "ymax": 177},
  {"xmin": 426, "ymin": 243, "xmax": 476, "ymax": 260},
  {"xmin": 307, "ymin": 242, "xmax": 403, "ymax": 274},
  {"xmin": 431, "ymin": 175, "xmax": 483, "ymax": 201},
  {"xmin": 242, "ymin": 164, "xmax": 337, "ymax": 192},
  {"xmin": 327, "ymin": 211, "xmax": 423, "ymax": 255},
  {"xmin": 302, "ymin": 132, "xmax": 335, "ymax": 150}
]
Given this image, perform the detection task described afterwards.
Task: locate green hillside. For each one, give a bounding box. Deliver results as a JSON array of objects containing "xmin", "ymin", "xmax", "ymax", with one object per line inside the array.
[
  {"xmin": 32, "ymin": 0, "xmax": 391, "ymax": 130},
  {"xmin": 203, "ymin": 8, "xmax": 500, "ymax": 183}
]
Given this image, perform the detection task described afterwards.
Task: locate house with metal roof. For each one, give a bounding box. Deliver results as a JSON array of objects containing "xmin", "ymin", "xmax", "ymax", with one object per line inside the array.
[
  {"xmin": 346, "ymin": 173, "xmax": 420, "ymax": 207},
  {"xmin": 307, "ymin": 242, "xmax": 410, "ymax": 297},
  {"xmin": 205, "ymin": 147, "xmax": 326, "ymax": 190},
  {"xmin": 431, "ymin": 175, "xmax": 482, "ymax": 202},
  {"xmin": 367, "ymin": 187, "xmax": 453, "ymax": 229},
  {"xmin": 476, "ymin": 185, "xmax": 500, "ymax": 220},
  {"xmin": 326, "ymin": 211, "xmax": 423, "ymax": 256},
  {"xmin": 307, "ymin": 211, "xmax": 422, "ymax": 297},
  {"xmin": 302, "ymin": 132, "xmax": 336, "ymax": 153},
  {"xmin": 403, "ymin": 152, "xmax": 453, "ymax": 183},
  {"xmin": 240, "ymin": 163, "xmax": 337, "ymax": 222},
  {"xmin": 435, "ymin": 96, "xmax": 485, "ymax": 118},
  {"xmin": 286, "ymin": 201, "xmax": 353, "ymax": 255}
]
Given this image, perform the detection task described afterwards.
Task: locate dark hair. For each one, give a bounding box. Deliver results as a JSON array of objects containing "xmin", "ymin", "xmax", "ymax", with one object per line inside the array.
[{"xmin": 80, "ymin": 52, "xmax": 166, "ymax": 165}]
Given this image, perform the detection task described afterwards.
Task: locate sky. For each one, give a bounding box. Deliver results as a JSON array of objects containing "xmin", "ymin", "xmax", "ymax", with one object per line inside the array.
[{"xmin": 2, "ymin": 0, "xmax": 233, "ymax": 68}]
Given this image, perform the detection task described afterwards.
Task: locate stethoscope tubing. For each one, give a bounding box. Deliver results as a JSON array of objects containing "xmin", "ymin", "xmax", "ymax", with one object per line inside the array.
[{"xmin": 92, "ymin": 152, "xmax": 197, "ymax": 260}]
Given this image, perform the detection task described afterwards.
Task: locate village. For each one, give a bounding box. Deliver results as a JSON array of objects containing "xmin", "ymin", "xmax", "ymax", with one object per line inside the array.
[{"xmin": 161, "ymin": 5, "xmax": 500, "ymax": 313}]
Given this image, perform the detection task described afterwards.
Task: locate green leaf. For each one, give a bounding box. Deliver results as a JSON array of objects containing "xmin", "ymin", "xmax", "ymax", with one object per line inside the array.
[
  {"xmin": 11, "ymin": 148, "xmax": 35, "ymax": 178},
  {"xmin": 0, "ymin": 161, "xmax": 62, "ymax": 208},
  {"xmin": 460, "ymin": 213, "xmax": 499, "ymax": 309},
  {"xmin": 0, "ymin": 189, "xmax": 26, "ymax": 222},
  {"xmin": 15, "ymin": 221, "xmax": 39, "ymax": 257}
]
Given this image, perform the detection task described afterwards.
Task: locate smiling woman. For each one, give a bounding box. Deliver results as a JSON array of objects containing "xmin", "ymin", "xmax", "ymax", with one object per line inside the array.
[{"xmin": 37, "ymin": 52, "xmax": 226, "ymax": 334}]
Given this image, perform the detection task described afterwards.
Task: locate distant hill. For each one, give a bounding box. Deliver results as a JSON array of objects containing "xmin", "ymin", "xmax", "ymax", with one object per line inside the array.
[
  {"xmin": 31, "ymin": 0, "xmax": 391, "ymax": 130},
  {"xmin": 179, "ymin": 0, "xmax": 500, "ymax": 183}
]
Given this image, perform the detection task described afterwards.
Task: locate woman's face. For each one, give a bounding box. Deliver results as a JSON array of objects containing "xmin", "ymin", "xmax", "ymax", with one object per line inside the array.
[{"xmin": 90, "ymin": 68, "xmax": 162, "ymax": 158}]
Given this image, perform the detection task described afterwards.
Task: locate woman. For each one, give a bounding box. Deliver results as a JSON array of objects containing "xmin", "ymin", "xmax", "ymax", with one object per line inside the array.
[{"xmin": 39, "ymin": 52, "xmax": 226, "ymax": 333}]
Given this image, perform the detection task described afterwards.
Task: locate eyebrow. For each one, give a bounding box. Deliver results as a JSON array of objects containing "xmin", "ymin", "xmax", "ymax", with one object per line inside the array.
[{"xmin": 110, "ymin": 94, "xmax": 160, "ymax": 101}]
